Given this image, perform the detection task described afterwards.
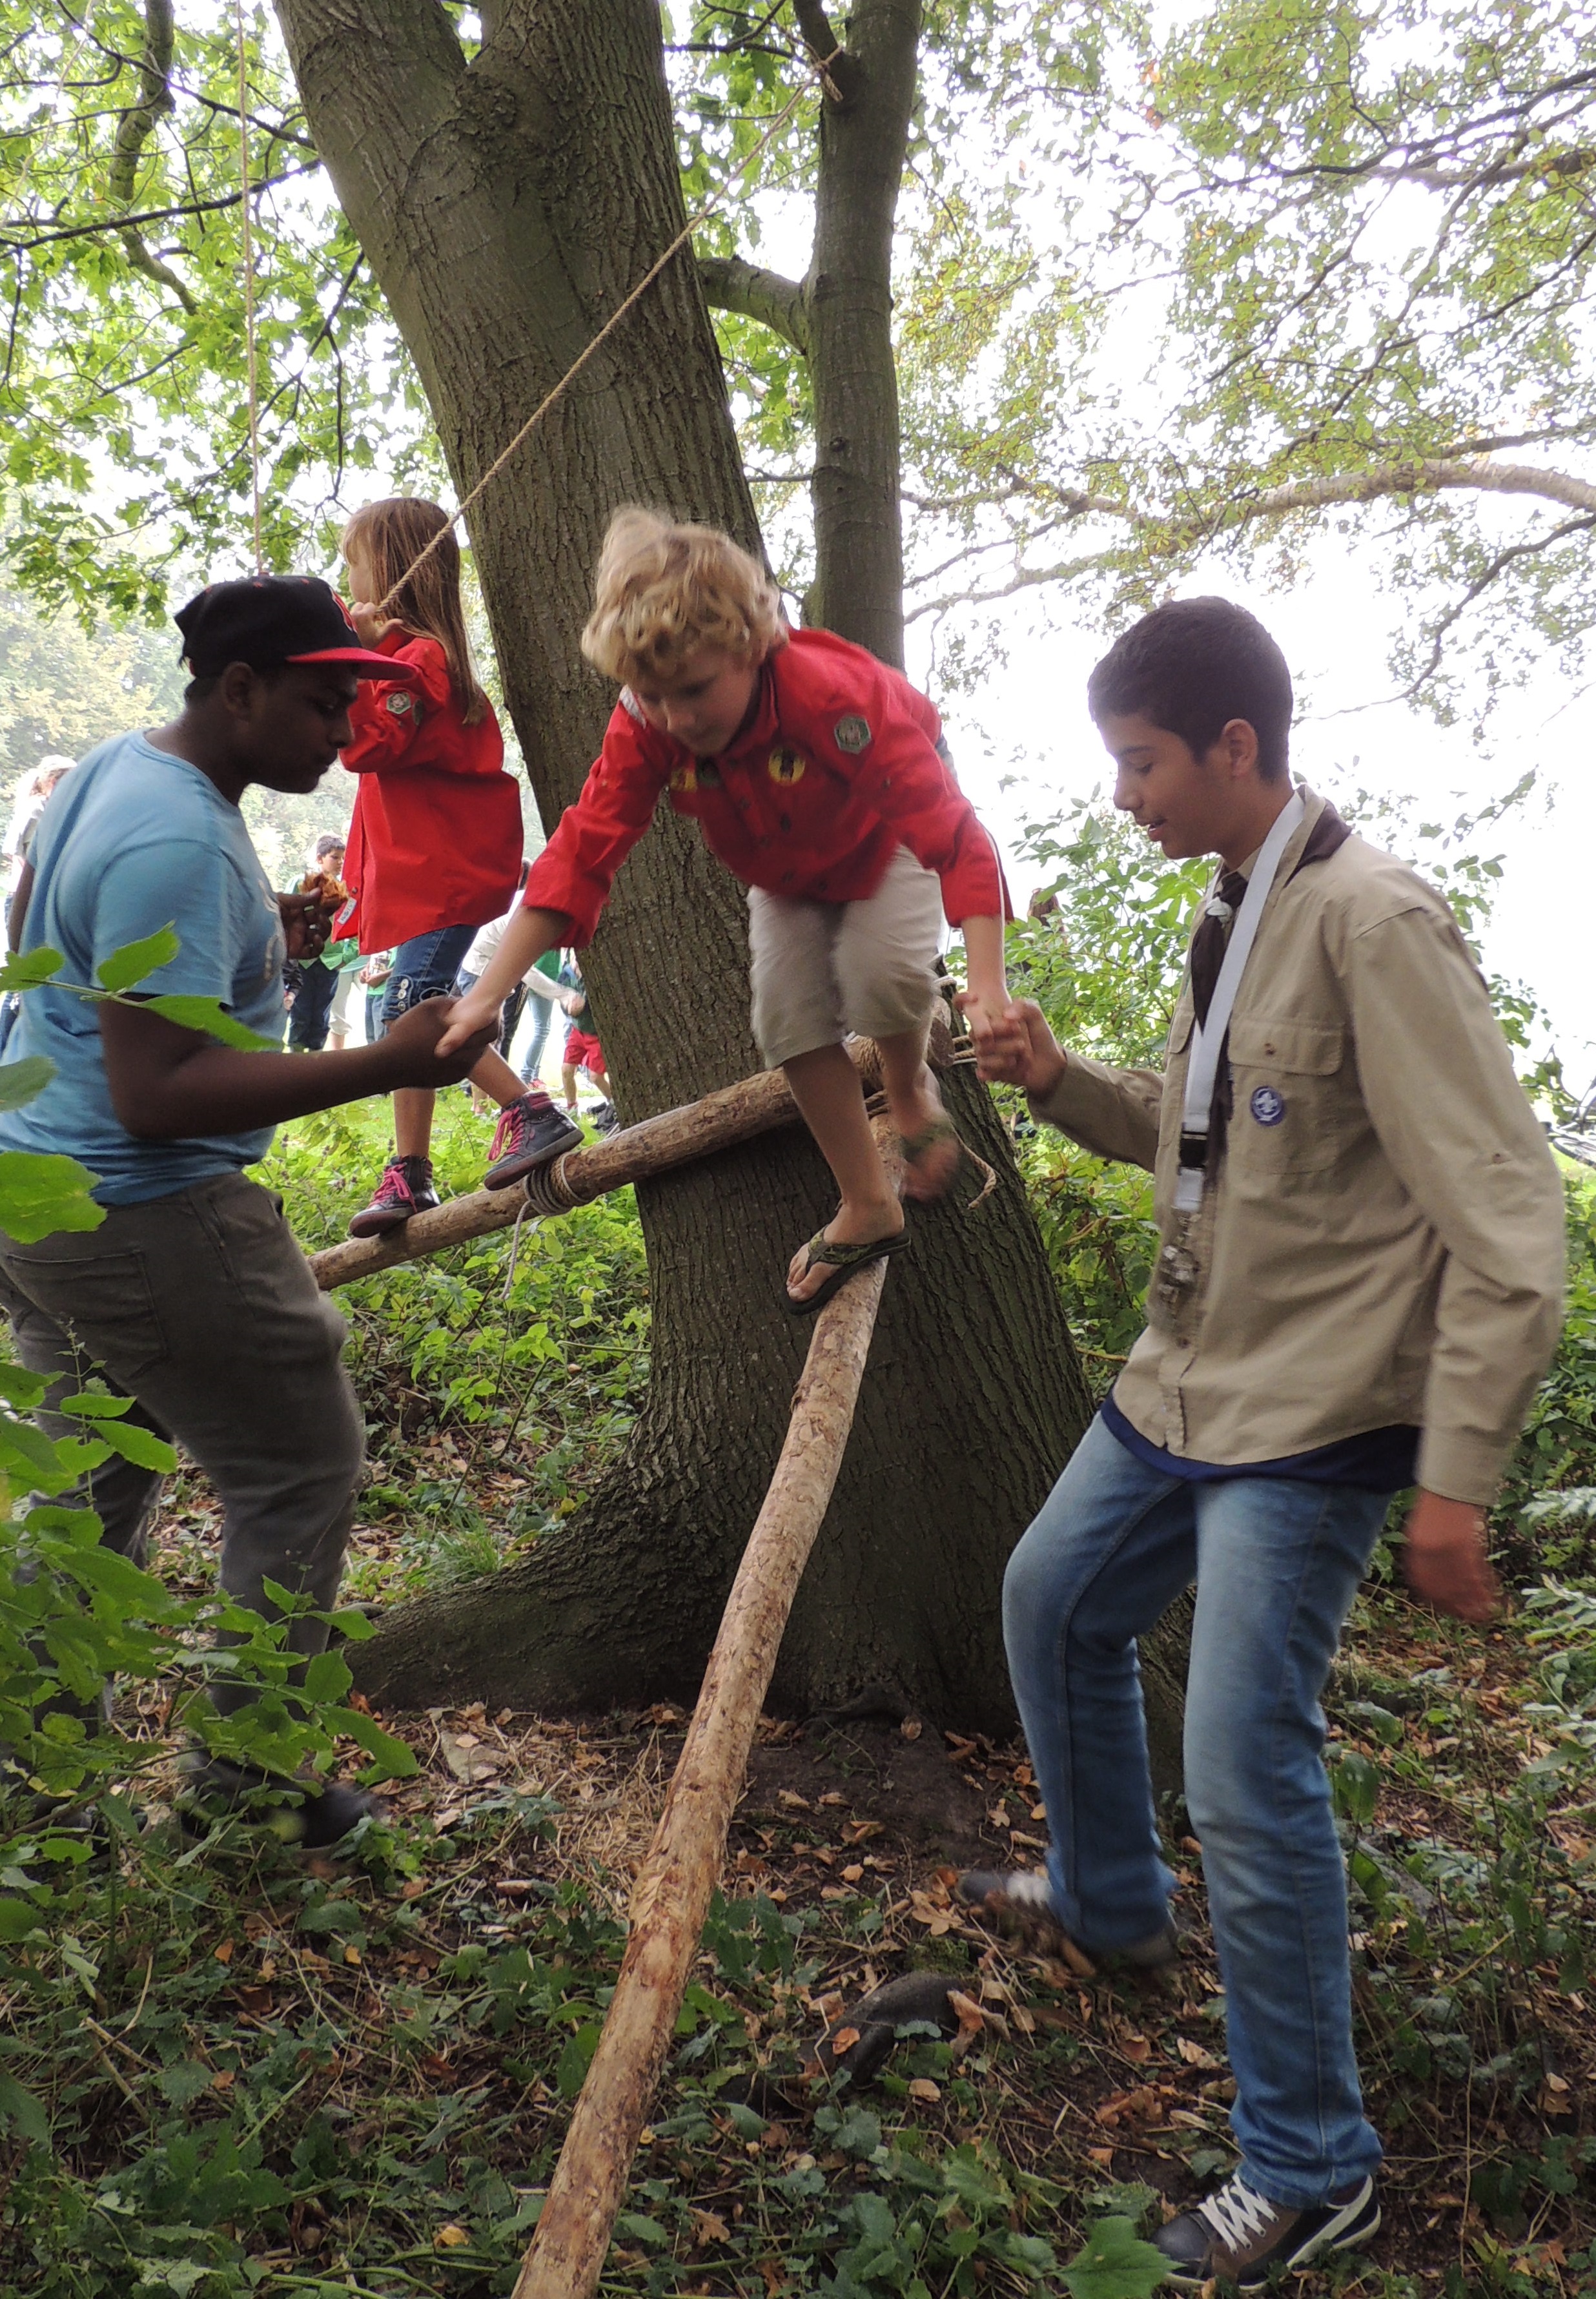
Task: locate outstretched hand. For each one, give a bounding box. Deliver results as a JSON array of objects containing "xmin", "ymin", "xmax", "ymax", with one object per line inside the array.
[
  {"xmin": 1402, "ymin": 1491, "xmax": 1501, "ymax": 1624},
  {"xmin": 957, "ymin": 992, "xmax": 1067, "ymax": 1096}
]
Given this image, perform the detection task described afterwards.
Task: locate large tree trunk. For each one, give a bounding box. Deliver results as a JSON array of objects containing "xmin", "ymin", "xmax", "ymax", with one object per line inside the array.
[
  {"xmin": 799, "ymin": 0, "xmax": 918, "ymax": 666},
  {"xmin": 275, "ymin": 0, "xmax": 1098, "ymax": 1733}
]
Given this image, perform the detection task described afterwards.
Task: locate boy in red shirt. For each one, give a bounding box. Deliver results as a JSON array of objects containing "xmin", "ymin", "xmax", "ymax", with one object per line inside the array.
[{"xmin": 440, "ymin": 508, "xmax": 1014, "ymax": 1308}]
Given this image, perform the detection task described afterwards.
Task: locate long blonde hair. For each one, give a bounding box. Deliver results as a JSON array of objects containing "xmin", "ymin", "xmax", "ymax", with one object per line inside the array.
[
  {"xmin": 342, "ymin": 497, "xmax": 490, "ymax": 726},
  {"xmin": 581, "ymin": 507, "xmax": 783, "ymax": 685}
]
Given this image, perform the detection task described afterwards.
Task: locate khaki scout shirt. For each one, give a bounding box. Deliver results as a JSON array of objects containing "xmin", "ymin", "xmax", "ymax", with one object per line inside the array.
[{"xmin": 1030, "ymin": 787, "xmax": 1566, "ymax": 1505}]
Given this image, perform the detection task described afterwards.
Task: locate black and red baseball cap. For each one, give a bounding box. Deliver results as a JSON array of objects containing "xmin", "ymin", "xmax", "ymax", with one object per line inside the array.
[{"xmin": 174, "ymin": 575, "xmax": 418, "ymax": 680}]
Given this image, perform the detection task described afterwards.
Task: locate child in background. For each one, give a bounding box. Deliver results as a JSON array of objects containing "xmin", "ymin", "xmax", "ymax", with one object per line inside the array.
[
  {"xmin": 558, "ymin": 956, "xmax": 613, "ymax": 1117},
  {"xmin": 440, "ymin": 508, "xmax": 1015, "ymax": 1311},
  {"xmin": 336, "ymin": 497, "xmax": 580, "ymax": 1235}
]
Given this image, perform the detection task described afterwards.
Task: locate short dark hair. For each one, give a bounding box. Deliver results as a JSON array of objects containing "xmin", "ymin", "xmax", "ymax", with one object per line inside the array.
[
  {"xmin": 183, "ymin": 662, "xmax": 289, "ymax": 707},
  {"xmin": 315, "ymin": 833, "xmax": 346, "ymax": 860},
  {"xmin": 1087, "ymin": 597, "xmax": 1294, "ymax": 782}
]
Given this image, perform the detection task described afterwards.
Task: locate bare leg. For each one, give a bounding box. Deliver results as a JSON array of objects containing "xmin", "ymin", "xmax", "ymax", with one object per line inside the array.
[
  {"xmin": 468, "ymin": 1046, "xmax": 533, "ymax": 1108},
  {"xmin": 590, "ymin": 1065, "xmax": 612, "ymax": 1099},
  {"xmin": 781, "ymin": 1042, "xmax": 904, "ymax": 1304},
  {"xmin": 875, "ymin": 1022, "xmax": 959, "ymax": 1201},
  {"xmin": 329, "ymin": 1033, "xmax": 347, "ymax": 1053},
  {"xmin": 562, "ymin": 1063, "xmax": 578, "ymax": 1110},
  {"xmin": 392, "ymin": 1086, "xmax": 436, "ymax": 1161}
]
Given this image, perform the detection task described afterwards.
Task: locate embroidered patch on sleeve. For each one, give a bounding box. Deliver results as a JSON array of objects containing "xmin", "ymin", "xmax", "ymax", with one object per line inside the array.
[
  {"xmin": 385, "ymin": 691, "xmax": 414, "ymax": 716},
  {"xmin": 768, "ymin": 745, "xmax": 807, "ymax": 784},
  {"xmin": 669, "ymin": 763, "xmax": 699, "ymax": 794},
  {"xmin": 833, "ymin": 714, "xmax": 872, "ymax": 754}
]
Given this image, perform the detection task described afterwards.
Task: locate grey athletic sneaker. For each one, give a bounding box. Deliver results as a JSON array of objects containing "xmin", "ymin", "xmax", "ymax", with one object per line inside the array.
[
  {"xmin": 1153, "ymin": 2170, "xmax": 1381, "ymax": 2290},
  {"xmin": 956, "ymin": 1867, "xmax": 1180, "ymax": 1967}
]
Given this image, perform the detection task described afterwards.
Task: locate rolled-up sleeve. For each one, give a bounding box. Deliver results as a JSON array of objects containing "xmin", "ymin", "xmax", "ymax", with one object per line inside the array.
[
  {"xmin": 1028, "ymin": 1052, "xmax": 1164, "ymax": 1171},
  {"xmin": 1345, "ymin": 899, "xmax": 1565, "ymax": 1504}
]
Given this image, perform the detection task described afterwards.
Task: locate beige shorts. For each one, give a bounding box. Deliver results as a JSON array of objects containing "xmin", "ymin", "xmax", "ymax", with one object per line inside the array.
[{"xmin": 748, "ymin": 845, "xmax": 946, "ymax": 1067}]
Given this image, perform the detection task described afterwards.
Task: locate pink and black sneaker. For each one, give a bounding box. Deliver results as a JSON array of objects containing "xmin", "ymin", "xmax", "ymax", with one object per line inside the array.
[
  {"xmin": 348, "ymin": 1154, "xmax": 440, "ymax": 1239},
  {"xmin": 485, "ymin": 1092, "xmax": 582, "ymax": 1190}
]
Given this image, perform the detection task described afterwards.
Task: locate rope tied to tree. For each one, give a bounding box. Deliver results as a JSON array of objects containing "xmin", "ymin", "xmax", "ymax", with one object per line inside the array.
[{"xmin": 374, "ymin": 52, "xmax": 843, "ymax": 615}]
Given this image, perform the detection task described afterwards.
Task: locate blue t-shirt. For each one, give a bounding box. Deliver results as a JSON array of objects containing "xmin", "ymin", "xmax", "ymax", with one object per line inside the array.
[{"xmin": 0, "ymin": 733, "xmax": 287, "ymax": 1206}]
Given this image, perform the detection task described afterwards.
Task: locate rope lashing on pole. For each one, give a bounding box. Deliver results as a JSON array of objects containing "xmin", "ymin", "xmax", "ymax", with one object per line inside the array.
[
  {"xmin": 306, "ymin": 1020, "xmax": 991, "ymax": 1293},
  {"xmin": 510, "ymin": 1116, "xmax": 903, "ymax": 2299},
  {"xmin": 371, "ymin": 52, "xmax": 841, "ymax": 617}
]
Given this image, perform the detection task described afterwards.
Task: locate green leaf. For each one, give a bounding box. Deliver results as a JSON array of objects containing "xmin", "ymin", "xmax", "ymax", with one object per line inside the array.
[
  {"xmin": 0, "ymin": 2070, "xmax": 50, "ymax": 2147},
  {"xmin": 0, "ymin": 1057, "xmax": 55, "ymax": 1111},
  {"xmin": 95, "ymin": 1419, "xmax": 178, "ymax": 1472},
  {"xmin": 0, "ymin": 1150, "xmax": 103, "ymax": 1241},
  {"xmin": 615, "ymin": 2214, "xmax": 669, "ymax": 2247},
  {"xmin": 0, "ymin": 1899, "xmax": 43, "ymax": 1942},
  {"xmin": 57, "ymin": 1391, "xmax": 134, "ymax": 1419},
  {"xmin": 1064, "ymin": 2217, "xmax": 1168, "ymax": 2299},
  {"xmin": 302, "ymin": 1648, "xmax": 351, "ymax": 1703},
  {"xmin": 96, "ymin": 925, "xmax": 180, "ymax": 993},
  {"xmin": 0, "ymin": 947, "xmax": 63, "ymax": 993},
  {"xmin": 556, "ymin": 2021, "xmax": 600, "ymax": 2098},
  {"xmin": 0, "ymin": 1408, "xmax": 69, "ymax": 1480},
  {"xmin": 334, "ymin": 1705, "xmax": 420, "ymax": 1781},
  {"xmin": 141, "ymin": 995, "xmax": 279, "ymax": 1051}
]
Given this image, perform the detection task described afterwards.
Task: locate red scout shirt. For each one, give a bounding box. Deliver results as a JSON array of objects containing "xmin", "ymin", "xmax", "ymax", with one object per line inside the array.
[
  {"xmin": 335, "ymin": 629, "xmax": 522, "ymax": 952},
  {"xmin": 523, "ymin": 626, "xmax": 1005, "ymax": 945}
]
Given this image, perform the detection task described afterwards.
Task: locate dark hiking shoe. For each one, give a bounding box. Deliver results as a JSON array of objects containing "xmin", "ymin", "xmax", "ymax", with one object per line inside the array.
[
  {"xmin": 1154, "ymin": 2172, "xmax": 1381, "ymax": 2291},
  {"xmin": 484, "ymin": 1093, "xmax": 582, "ymax": 1189},
  {"xmin": 588, "ymin": 1097, "xmax": 620, "ymax": 1137},
  {"xmin": 956, "ymin": 1867, "xmax": 1180, "ymax": 1968},
  {"xmin": 348, "ymin": 1155, "xmax": 439, "ymax": 1237},
  {"xmin": 178, "ymin": 1757, "xmax": 388, "ymax": 1850}
]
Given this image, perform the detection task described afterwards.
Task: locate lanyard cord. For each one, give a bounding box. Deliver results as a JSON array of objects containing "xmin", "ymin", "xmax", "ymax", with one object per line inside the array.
[{"xmin": 1173, "ymin": 790, "xmax": 1306, "ymax": 1213}]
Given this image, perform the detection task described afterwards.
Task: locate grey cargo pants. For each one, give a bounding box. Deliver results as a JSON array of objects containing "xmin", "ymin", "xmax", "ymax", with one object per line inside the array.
[{"xmin": 0, "ymin": 1171, "xmax": 364, "ymax": 1711}]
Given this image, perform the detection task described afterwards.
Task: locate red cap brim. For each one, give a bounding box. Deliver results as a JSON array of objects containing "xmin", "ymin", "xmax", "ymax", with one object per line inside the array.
[{"xmin": 287, "ymin": 646, "xmax": 422, "ymax": 680}]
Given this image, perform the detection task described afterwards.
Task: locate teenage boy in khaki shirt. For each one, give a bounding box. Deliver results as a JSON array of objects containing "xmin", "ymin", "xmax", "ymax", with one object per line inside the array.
[{"xmin": 963, "ymin": 598, "xmax": 1564, "ymax": 2290}]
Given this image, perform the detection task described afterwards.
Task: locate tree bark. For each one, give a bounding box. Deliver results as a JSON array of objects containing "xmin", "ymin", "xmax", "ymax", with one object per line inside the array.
[
  {"xmin": 274, "ymin": 0, "xmax": 1097, "ymax": 1735},
  {"xmin": 799, "ymin": 0, "xmax": 919, "ymax": 666}
]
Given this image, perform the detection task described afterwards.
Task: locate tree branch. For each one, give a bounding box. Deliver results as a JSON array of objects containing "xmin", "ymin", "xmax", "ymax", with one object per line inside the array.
[
  {"xmin": 698, "ymin": 253, "xmax": 810, "ymax": 353},
  {"xmin": 903, "ymin": 457, "xmax": 1596, "ymax": 621},
  {"xmin": 0, "ymin": 163, "xmax": 319, "ymax": 253},
  {"xmin": 104, "ymin": 0, "xmax": 198, "ymax": 314}
]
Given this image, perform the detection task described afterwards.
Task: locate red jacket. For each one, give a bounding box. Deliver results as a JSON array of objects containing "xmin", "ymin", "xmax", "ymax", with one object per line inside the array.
[
  {"xmin": 524, "ymin": 626, "xmax": 1005, "ymax": 945},
  {"xmin": 336, "ymin": 629, "xmax": 522, "ymax": 952}
]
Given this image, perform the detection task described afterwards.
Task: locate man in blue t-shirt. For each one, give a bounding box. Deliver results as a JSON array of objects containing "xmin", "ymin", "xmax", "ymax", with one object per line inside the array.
[{"xmin": 0, "ymin": 576, "xmax": 496, "ymax": 1848}]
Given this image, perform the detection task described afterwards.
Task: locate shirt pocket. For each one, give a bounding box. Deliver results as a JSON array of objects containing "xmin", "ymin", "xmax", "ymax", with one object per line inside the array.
[{"xmin": 1226, "ymin": 1014, "xmax": 1366, "ymax": 1181}]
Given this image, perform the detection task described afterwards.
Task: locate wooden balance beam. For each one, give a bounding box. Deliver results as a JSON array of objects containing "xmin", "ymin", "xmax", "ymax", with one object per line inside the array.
[{"xmin": 307, "ymin": 1017, "xmax": 961, "ymax": 1292}]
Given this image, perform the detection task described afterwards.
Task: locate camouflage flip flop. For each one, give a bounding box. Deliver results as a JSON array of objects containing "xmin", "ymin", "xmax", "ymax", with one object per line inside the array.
[
  {"xmin": 899, "ymin": 1112, "xmax": 963, "ymax": 1199},
  {"xmin": 785, "ymin": 1226, "xmax": 912, "ymax": 1317}
]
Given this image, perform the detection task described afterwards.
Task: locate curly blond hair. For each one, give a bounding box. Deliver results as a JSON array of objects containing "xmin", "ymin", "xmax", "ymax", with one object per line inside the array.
[{"xmin": 580, "ymin": 507, "xmax": 783, "ymax": 683}]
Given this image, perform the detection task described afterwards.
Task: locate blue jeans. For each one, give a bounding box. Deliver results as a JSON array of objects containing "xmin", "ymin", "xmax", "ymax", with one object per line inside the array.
[
  {"xmin": 378, "ymin": 925, "xmax": 478, "ymax": 1033},
  {"xmin": 519, "ymin": 986, "xmax": 553, "ymax": 1083},
  {"xmin": 1004, "ymin": 1411, "xmax": 1391, "ymax": 2206}
]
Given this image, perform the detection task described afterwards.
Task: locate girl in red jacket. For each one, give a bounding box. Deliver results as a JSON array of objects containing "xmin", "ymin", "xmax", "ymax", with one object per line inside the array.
[
  {"xmin": 441, "ymin": 508, "xmax": 1018, "ymax": 1310},
  {"xmin": 338, "ymin": 498, "xmax": 580, "ymax": 1236}
]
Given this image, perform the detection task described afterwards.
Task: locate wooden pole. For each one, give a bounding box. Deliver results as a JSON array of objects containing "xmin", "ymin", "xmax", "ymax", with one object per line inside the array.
[
  {"xmin": 307, "ymin": 1020, "xmax": 952, "ymax": 1293},
  {"xmin": 511, "ymin": 1129, "xmax": 901, "ymax": 2299}
]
